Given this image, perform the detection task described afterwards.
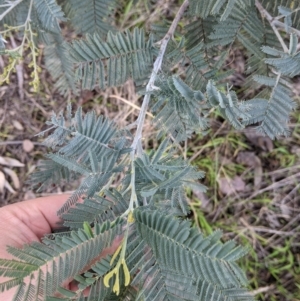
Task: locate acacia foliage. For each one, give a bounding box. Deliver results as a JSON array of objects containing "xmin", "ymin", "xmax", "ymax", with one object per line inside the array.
[{"xmin": 0, "ymin": 0, "xmax": 299, "ymax": 300}]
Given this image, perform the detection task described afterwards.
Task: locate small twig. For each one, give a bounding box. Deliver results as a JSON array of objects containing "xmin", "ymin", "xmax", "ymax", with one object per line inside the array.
[
  {"xmin": 281, "ymin": 182, "xmax": 300, "ymax": 203},
  {"xmin": 0, "ymin": 140, "xmax": 44, "ymax": 146},
  {"xmin": 110, "ymin": 95, "xmax": 154, "ymax": 118},
  {"xmin": 274, "ymin": 7, "xmax": 300, "ymax": 21},
  {"xmin": 0, "ymin": 0, "xmax": 23, "ymax": 21},
  {"xmin": 126, "ymin": 0, "xmax": 190, "ymax": 212},
  {"xmin": 266, "ymin": 164, "xmax": 300, "ymax": 176},
  {"xmin": 273, "ymin": 19, "xmax": 300, "ymax": 37},
  {"xmin": 255, "ymin": 1, "xmax": 300, "ymax": 37},
  {"xmin": 251, "ymin": 285, "xmax": 275, "ymax": 296},
  {"xmin": 131, "ymin": 0, "xmax": 190, "ymax": 155},
  {"xmin": 240, "ymin": 223, "xmax": 295, "ymax": 235},
  {"xmin": 246, "ymin": 171, "xmax": 300, "ymax": 200},
  {"xmin": 266, "ymin": 210, "xmax": 300, "ymax": 245},
  {"xmin": 25, "ymin": 0, "xmax": 34, "ymax": 24},
  {"xmin": 255, "ymin": 0, "xmax": 289, "ymax": 52},
  {"xmin": 10, "ymin": 36, "xmax": 24, "ymax": 100}
]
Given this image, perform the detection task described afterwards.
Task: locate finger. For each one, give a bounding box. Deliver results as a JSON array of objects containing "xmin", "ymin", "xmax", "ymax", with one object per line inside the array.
[{"xmin": 1, "ymin": 194, "xmax": 71, "ymax": 239}]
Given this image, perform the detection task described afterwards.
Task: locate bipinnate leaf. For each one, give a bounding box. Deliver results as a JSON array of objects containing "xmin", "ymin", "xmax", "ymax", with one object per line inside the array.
[
  {"xmin": 134, "ymin": 209, "xmax": 254, "ymax": 300},
  {"xmin": 0, "ymin": 220, "xmax": 122, "ymax": 300},
  {"xmin": 34, "ymin": 0, "xmax": 66, "ymax": 33}
]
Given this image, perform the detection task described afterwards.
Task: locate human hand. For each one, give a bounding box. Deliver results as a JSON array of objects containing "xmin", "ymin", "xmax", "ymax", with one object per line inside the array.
[{"xmin": 0, "ymin": 195, "xmax": 121, "ymax": 299}]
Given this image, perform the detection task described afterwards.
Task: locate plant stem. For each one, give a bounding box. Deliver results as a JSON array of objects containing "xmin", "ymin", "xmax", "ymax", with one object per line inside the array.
[
  {"xmin": 129, "ymin": 152, "xmax": 138, "ymax": 209},
  {"xmin": 273, "ymin": 19, "xmax": 300, "ymax": 37},
  {"xmin": 25, "ymin": 0, "xmax": 34, "ymax": 24},
  {"xmin": 127, "ymin": 0, "xmax": 189, "ymax": 211},
  {"xmin": 274, "ymin": 7, "xmax": 300, "ymax": 20},
  {"xmin": 255, "ymin": 0, "xmax": 289, "ymax": 52},
  {"xmin": 131, "ymin": 0, "xmax": 190, "ymax": 156},
  {"xmin": 0, "ymin": 0, "xmax": 24, "ymax": 21}
]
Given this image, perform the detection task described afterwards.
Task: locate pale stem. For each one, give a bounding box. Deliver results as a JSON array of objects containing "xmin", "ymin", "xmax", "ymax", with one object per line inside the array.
[
  {"xmin": 130, "ymin": 0, "xmax": 190, "ymax": 155},
  {"xmin": 255, "ymin": 1, "xmax": 300, "ymax": 38},
  {"xmin": 0, "ymin": 0, "xmax": 24, "ymax": 21},
  {"xmin": 25, "ymin": 0, "xmax": 33, "ymax": 23},
  {"xmin": 273, "ymin": 19, "xmax": 300, "ymax": 37},
  {"xmin": 274, "ymin": 7, "xmax": 300, "ymax": 21},
  {"xmin": 255, "ymin": 0, "xmax": 300, "ymax": 53},
  {"xmin": 255, "ymin": 0, "xmax": 289, "ymax": 52},
  {"xmin": 127, "ymin": 0, "xmax": 190, "ymax": 211},
  {"xmin": 129, "ymin": 152, "xmax": 138, "ymax": 210},
  {"xmin": 1, "ymin": 0, "xmax": 34, "ymax": 52}
]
